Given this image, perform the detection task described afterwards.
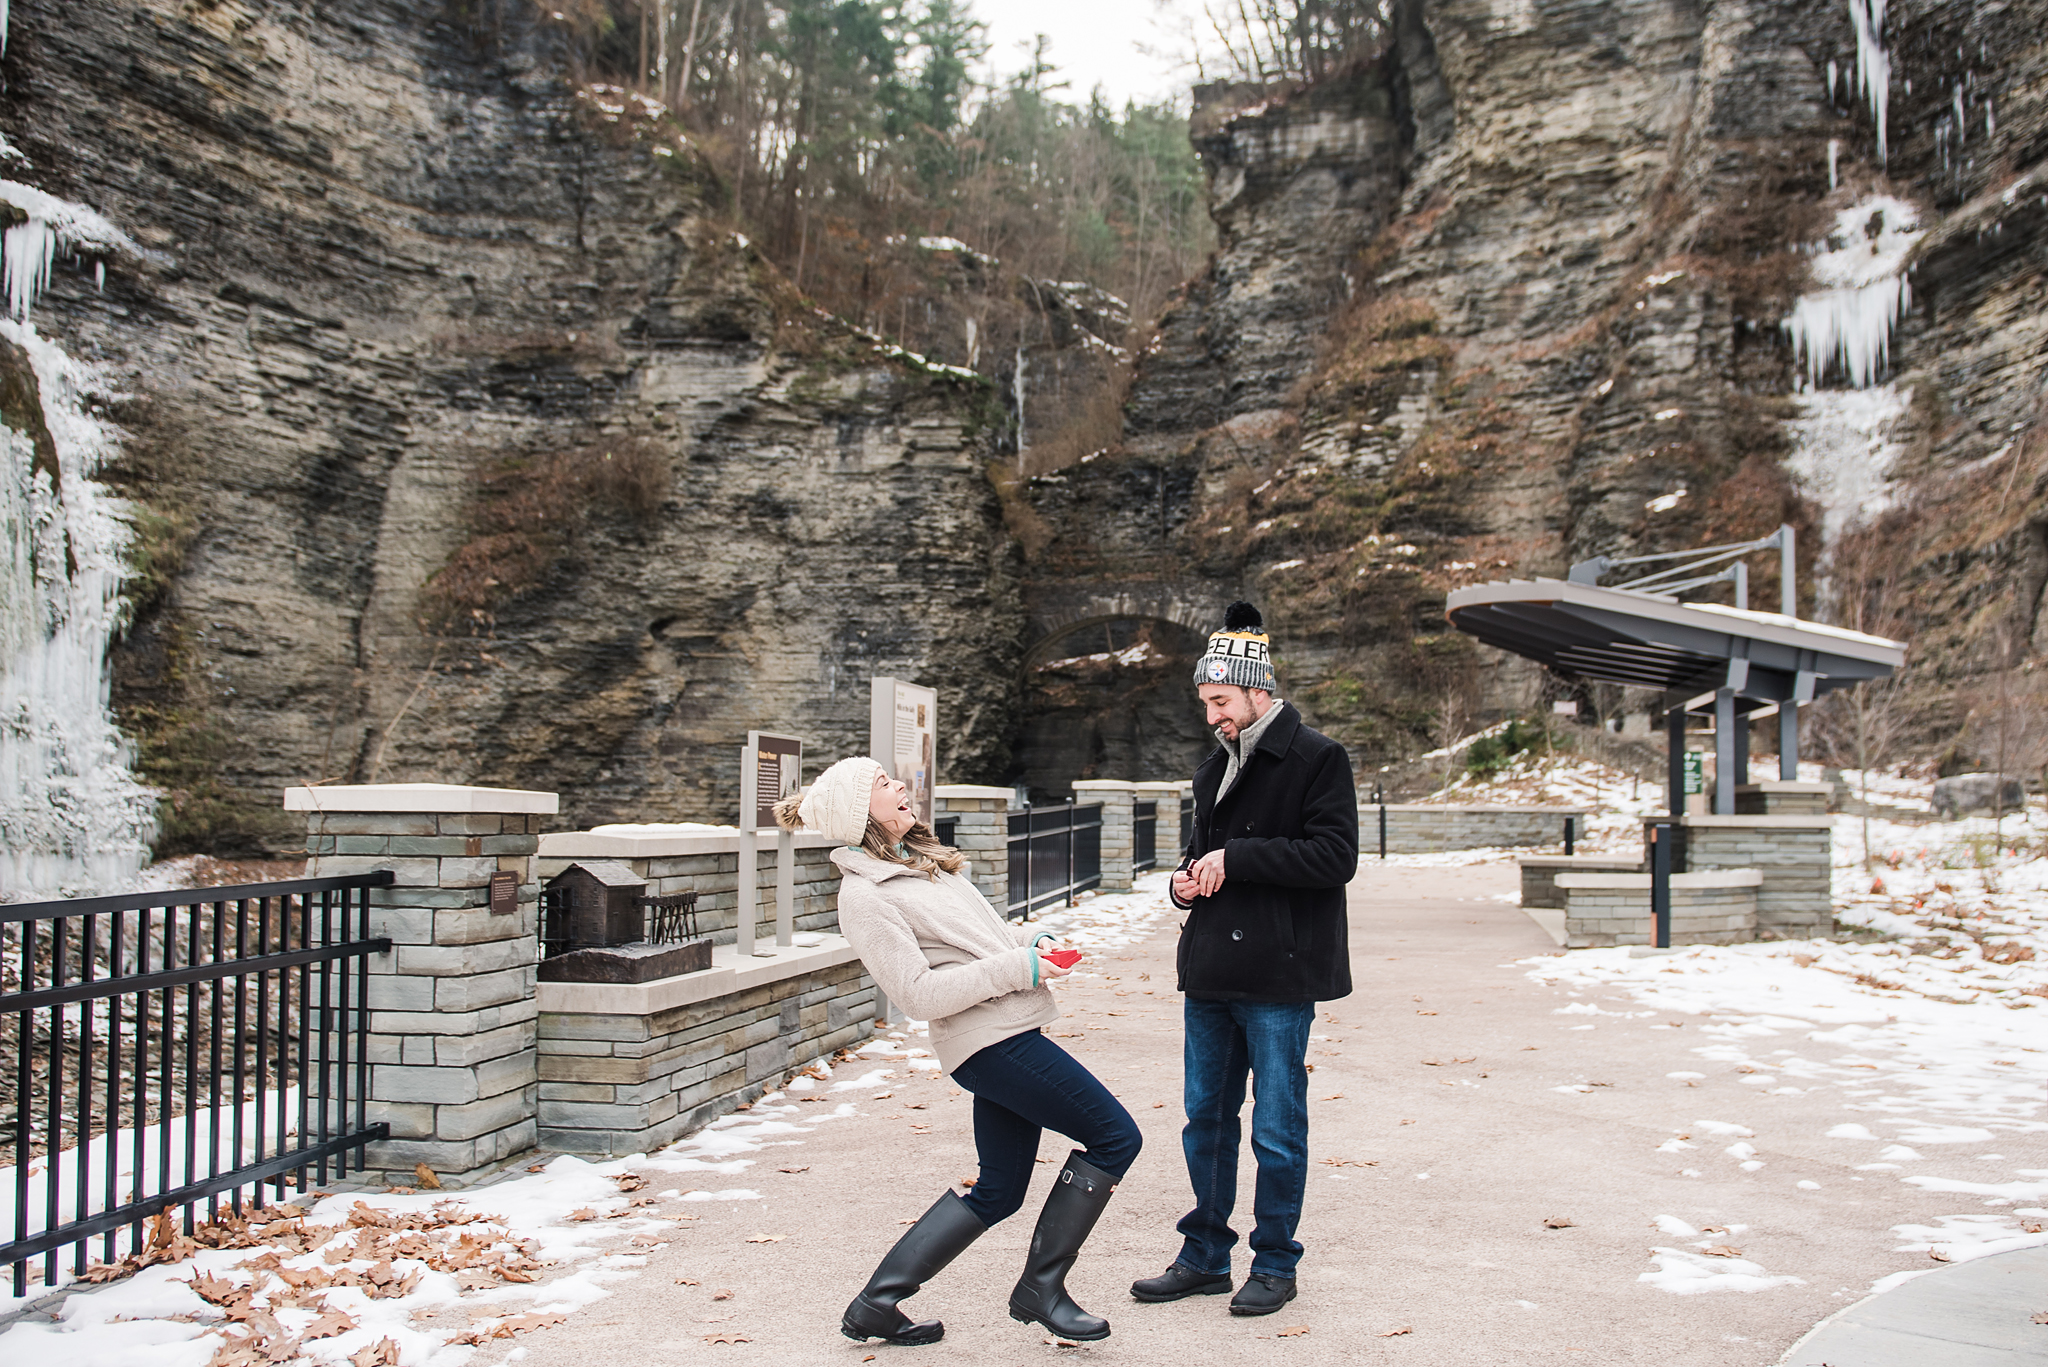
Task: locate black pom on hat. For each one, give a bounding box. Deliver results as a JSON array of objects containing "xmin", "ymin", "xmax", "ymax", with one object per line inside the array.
[{"xmin": 1223, "ymin": 600, "xmax": 1263, "ymax": 631}]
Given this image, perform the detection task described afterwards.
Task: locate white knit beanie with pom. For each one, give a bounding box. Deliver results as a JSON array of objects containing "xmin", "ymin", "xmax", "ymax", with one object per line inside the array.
[{"xmin": 795, "ymin": 756, "xmax": 886, "ymax": 845}]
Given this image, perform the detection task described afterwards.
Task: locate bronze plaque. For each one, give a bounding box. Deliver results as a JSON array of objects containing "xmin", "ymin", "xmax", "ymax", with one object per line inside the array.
[{"xmin": 489, "ymin": 869, "xmax": 518, "ymax": 916}]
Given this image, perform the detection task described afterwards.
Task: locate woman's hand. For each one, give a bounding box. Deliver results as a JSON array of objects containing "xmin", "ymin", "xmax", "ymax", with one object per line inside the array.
[{"xmin": 1038, "ymin": 937, "xmax": 1075, "ymax": 979}]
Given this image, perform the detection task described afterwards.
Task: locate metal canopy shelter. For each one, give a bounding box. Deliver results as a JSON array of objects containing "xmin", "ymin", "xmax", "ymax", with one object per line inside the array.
[{"xmin": 1443, "ymin": 575, "xmax": 1906, "ymax": 816}]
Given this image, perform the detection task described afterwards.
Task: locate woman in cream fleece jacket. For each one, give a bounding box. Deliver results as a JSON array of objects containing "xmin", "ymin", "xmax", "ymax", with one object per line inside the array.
[{"xmin": 776, "ymin": 757, "xmax": 1141, "ymax": 1348}]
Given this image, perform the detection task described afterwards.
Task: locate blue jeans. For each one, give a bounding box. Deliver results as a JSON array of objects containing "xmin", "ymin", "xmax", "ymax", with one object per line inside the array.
[
  {"xmin": 1176, "ymin": 997, "xmax": 1315, "ymax": 1279},
  {"xmin": 950, "ymin": 1030, "xmax": 1142, "ymax": 1227}
]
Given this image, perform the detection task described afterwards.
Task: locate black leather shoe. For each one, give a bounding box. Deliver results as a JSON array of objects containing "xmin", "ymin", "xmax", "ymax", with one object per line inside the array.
[
  {"xmin": 1228, "ymin": 1272, "xmax": 1297, "ymax": 1316},
  {"xmin": 1130, "ymin": 1263, "xmax": 1234, "ymax": 1302}
]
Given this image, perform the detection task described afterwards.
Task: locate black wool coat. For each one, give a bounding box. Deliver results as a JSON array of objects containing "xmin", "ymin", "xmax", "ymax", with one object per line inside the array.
[{"xmin": 1171, "ymin": 702, "xmax": 1359, "ymax": 1002}]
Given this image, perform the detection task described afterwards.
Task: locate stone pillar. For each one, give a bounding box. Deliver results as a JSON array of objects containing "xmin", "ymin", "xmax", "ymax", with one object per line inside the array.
[
  {"xmin": 1072, "ymin": 780, "xmax": 1136, "ymax": 890},
  {"xmin": 288, "ymin": 782, "xmax": 558, "ymax": 1185},
  {"xmin": 934, "ymin": 784, "xmax": 1013, "ymax": 908},
  {"xmin": 1133, "ymin": 781, "xmax": 1187, "ymax": 872}
]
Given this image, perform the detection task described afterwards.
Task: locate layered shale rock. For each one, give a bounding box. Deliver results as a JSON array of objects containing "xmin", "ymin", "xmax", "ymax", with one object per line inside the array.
[
  {"xmin": 5, "ymin": 0, "xmax": 1020, "ymax": 847},
  {"xmin": 1037, "ymin": 0, "xmax": 2048, "ymax": 775}
]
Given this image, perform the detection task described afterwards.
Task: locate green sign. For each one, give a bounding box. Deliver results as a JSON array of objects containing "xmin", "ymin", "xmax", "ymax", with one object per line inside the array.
[{"xmin": 1683, "ymin": 751, "xmax": 1704, "ymax": 795}]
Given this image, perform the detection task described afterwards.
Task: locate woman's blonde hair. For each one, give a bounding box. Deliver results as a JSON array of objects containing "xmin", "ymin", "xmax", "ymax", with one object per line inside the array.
[{"xmin": 771, "ymin": 792, "xmax": 967, "ymax": 879}]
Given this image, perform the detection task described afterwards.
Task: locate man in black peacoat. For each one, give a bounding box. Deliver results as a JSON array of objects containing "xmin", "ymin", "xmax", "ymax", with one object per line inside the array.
[{"xmin": 1130, "ymin": 601, "xmax": 1359, "ymax": 1319}]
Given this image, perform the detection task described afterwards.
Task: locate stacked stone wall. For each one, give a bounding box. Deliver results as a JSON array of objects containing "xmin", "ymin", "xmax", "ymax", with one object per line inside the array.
[{"xmin": 538, "ymin": 960, "xmax": 874, "ymax": 1156}]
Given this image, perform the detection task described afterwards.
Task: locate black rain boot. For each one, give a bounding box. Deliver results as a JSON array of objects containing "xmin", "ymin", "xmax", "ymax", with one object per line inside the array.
[
  {"xmin": 841, "ymin": 1190, "xmax": 988, "ymax": 1345},
  {"xmin": 1007, "ymin": 1152, "xmax": 1119, "ymax": 1342}
]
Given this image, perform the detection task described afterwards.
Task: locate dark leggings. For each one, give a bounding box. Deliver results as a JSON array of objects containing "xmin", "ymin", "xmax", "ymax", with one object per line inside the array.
[{"xmin": 949, "ymin": 1029, "xmax": 1142, "ymax": 1226}]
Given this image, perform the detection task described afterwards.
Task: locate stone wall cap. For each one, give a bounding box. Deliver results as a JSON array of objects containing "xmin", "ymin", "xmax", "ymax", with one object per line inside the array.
[
  {"xmin": 1735, "ymin": 781, "xmax": 1836, "ymax": 795},
  {"xmin": 1071, "ymin": 780, "xmax": 1138, "ymax": 791},
  {"xmin": 284, "ymin": 783, "xmax": 560, "ymax": 815},
  {"xmin": 1365, "ymin": 803, "xmax": 1595, "ymax": 815},
  {"xmin": 1131, "ymin": 781, "xmax": 1187, "ymax": 794},
  {"xmin": 538, "ymin": 828, "xmax": 838, "ymax": 858},
  {"xmin": 536, "ymin": 936, "xmax": 860, "ymax": 1014},
  {"xmin": 1518, "ymin": 855, "xmax": 1643, "ymax": 869},
  {"xmin": 934, "ymin": 785, "xmax": 1014, "ymax": 800},
  {"xmin": 1652, "ymin": 814, "xmax": 1836, "ymax": 829},
  {"xmin": 1556, "ymin": 869, "xmax": 1765, "ymax": 890}
]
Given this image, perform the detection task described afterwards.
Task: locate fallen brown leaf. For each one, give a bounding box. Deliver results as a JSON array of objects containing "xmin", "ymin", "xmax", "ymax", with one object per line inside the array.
[
  {"xmin": 456, "ymin": 1270, "xmax": 498, "ymax": 1291},
  {"xmin": 348, "ymin": 1340, "xmax": 401, "ymax": 1367},
  {"xmin": 1453, "ymin": 1056, "xmax": 1476, "ymax": 1064},
  {"xmin": 713, "ymin": 1288, "xmax": 734, "ymax": 1300},
  {"xmin": 413, "ymin": 1163, "xmax": 442, "ymax": 1190},
  {"xmin": 1702, "ymin": 1246, "xmax": 1743, "ymax": 1258},
  {"xmin": 2024, "ymin": 1223, "xmax": 2045, "ymax": 1235},
  {"xmin": 675, "ymin": 1277, "xmax": 700, "ymax": 1285},
  {"xmin": 630, "ymin": 1235, "xmax": 666, "ymax": 1247},
  {"xmin": 703, "ymin": 1332, "xmax": 752, "ymax": 1345},
  {"xmin": 1543, "ymin": 1218, "xmax": 1575, "ymax": 1229},
  {"xmin": 1701, "ymin": 1224, "xmax": 1728, "ymax": 1234},
  {"xmin": 778, "ymin": 1166, "xmax": 810, "ymax": 1174},
  {"xmin": 1421, "ymin": 1058, "xmax": 1443, "ymax": 1066},
  {"xmin": 1416, "ymin": 1010, "xmax": 1438, "ymax": 1016},
  {"xmin": 1277, "ymin": 1325, "xmax": 1310, "ymax": 1337},
  {"xmin": 304, "ymin": 1308, "xmax": 359, "ymax": 1341},
  {"xmin": 613, "ymin": 1174, "xmax": 648, "ymax": 1192},
  {"xmin": 1929, "ymin": 1249, "xmax": 1953, "ymax": 1262},
  {"xmin": 744, "ymin": 1234, "xmax": 785, "ymax": 1243},
  {"xmin": 1319, "ymin": 1094, "xmax": 1345, "ymax": 1101},
  {"xmin": 1377, "ymin": 1325, "xmax": 1412, "ymax": 1337},
  {"xmin": 2030, "ymin": 1311, "xmax": 2048, "ymax": 1325},
  {"xmin": 568, "ymin": 1208, "xmax": 599, "ymax": 1222},
  {"xmin": 1399, "ymin": 1118, "xmax": 1416, "ymax": 1125}
]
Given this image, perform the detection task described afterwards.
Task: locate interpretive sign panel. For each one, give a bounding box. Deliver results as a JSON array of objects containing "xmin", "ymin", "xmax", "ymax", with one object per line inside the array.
[
  {"xmin": 741, "ymin": 732, "xmax": 804, "ymax": 832},
  {"xmin": 870, "ymin": 677, "xmax": 937, "ymax": 827}
]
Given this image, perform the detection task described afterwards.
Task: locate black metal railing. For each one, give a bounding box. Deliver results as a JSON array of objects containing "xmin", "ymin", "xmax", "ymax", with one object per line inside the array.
[
  {"xmin": 1, "ymin": 871, "xmax": 393, "ymax": 1296},
  {"xmin": 1133, "ymin": 802, "xmax": 1158, "ymax": 873},
  {"xmin": 1005, "ymin": 801, "xmax": 1103, "ymax": 919},
  {"xmin": 1179, "ymin": 795, "xmax": 1195, "ymax": 857},
  {"xmin": 933, "ymin": 816, "xmax": 959, "ymax": 848}
]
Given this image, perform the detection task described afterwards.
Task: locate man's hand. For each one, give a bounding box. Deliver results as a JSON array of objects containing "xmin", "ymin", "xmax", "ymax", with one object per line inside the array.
[
  {"xmin": 1171, "ymin": 868, "xmax": 1200, "ymax": 904},
  {"xmin": 1190, "ymin": 849, "xmax": 1227, "ymax": 897}
]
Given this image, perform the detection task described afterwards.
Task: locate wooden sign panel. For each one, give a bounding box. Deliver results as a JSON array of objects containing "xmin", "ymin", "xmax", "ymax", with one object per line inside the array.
[{"xmin": 489, "ymin": 869, "xmax": 518, "ymax": 916}]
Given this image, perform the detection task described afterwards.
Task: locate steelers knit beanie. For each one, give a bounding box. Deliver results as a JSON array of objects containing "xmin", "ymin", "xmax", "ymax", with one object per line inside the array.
[{"xmin": 1193, "ymin": 601, "xmax": 1277, "ymax": 692}]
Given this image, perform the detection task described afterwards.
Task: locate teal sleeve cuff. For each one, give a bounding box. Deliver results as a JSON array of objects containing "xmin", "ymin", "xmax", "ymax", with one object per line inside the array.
[{"xmin": 1031, "ymin": 951, "xmax": 1040, "ymax": 988}]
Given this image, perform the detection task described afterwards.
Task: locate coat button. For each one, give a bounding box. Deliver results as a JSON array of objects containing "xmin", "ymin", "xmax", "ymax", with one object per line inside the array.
[{"xmin": 1231, "ymin": 929, "xmax": 1244, "ymax": 941}]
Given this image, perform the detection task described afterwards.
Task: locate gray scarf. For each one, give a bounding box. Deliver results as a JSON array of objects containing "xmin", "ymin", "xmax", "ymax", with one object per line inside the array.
[{"xmin": 1215, "ymin": 700, "xmax": 1286, "ymax": 800}]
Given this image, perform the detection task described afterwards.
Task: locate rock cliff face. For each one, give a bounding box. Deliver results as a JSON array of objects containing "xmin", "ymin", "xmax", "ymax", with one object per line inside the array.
[
  {"xmin": 1035, "ymin": 0, "xmax": 2048, "ymax": 775},
  {"xmin": 2, "ymin": 0, "xmax": 1019, "ymax": 853},
  {"xmin": 7, "ymin": 0, "xmax": 2041, "ymax": 870}
]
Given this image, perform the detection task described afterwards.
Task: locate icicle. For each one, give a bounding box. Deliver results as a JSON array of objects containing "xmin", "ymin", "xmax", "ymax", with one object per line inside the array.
[
  {"xmin": 1987, "ymin": 99, "xmax": 1996, "ymax": 136},
  {"xmin": 94, "ymin": 259, "xmax": 104, "ymax": 292},
  {"xmin": 1845, "ymin": 0, "xmax": 1890, "ymax": 162},
  {"xmin": 1782, "ymin": 196, "xmax": 1922, "ymax": 389},
  {"xmin": 1827, "ymin": 59, "xmax": 1839, "ymax": 102},
  {"xmin": 1013, "ymin": 345, "xmax": 1028, "ymax": 453},
  {"xmin": 2, "ymin": 218, "xmax": 55, "ymax": 319},
  {"xmin": 1828, "ymin": 139, "xmax": 1841, "ymax": 190},
  {"xmin": 1952, "ymin": 84, "xmax": 1967, "ymax": 143},
  {"xmin": 1, "ymin": 0, "xmax": 10, "ymax": 56}
]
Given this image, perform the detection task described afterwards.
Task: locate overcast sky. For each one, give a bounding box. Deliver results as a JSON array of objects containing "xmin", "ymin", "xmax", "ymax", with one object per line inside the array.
[{"xmin": 970, "ymin": 0, "xmax": 1206, "ymax": 108}]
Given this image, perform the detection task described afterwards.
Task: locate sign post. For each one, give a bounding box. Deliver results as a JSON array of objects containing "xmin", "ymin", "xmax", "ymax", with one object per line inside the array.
[
  {"xmin": 870, "ymin": 678, "xmax": 938, "ymax": 827},
  {"xmin": 742, "ymin": 732, "xmax": 803, "ymax": 952}
]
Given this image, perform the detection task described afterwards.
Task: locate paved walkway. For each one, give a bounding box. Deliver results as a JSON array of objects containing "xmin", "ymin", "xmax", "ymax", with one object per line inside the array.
[
  {"xmin": 1781, "ymin": 1245, "xmax": 2048, "ymax": 1364},
  {"xmin": 470, "ymin": 864, "xmax": 2046, "ymax": 1366}
]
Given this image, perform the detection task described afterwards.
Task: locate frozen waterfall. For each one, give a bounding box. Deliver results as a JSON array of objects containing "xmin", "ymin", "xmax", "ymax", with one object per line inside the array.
[{"xmin": 0, "ymin": 182, "xmax": 156, "ymax": 898}]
